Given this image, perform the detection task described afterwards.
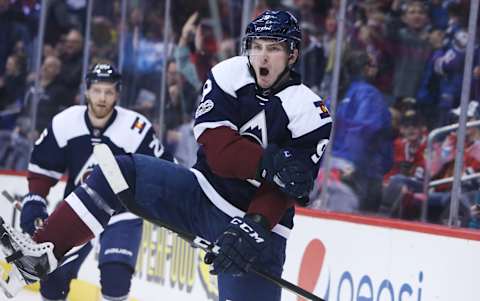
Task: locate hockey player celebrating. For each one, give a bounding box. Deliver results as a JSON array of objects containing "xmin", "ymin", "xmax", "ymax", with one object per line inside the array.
[
  {"xmin": 16, "ymin": 63, "xmax": 173, "ymax": 301},
  {"xmin": 0, "ymin": 10, "xmax": 331, "ymax": 301}
]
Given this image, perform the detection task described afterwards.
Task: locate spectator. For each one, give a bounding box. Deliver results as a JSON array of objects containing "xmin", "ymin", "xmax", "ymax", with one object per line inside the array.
[
  {"xmin": 430, "ymin": 101, "xmax": 480, "ymax": 186},
  {"xmin": 26, "ymin": 55, "xmax": 71, "ymax": 132},
  {"xmin": 123, "ymin": 9, "xmax": 174, "ymax": 107},
  {"xmin": 352, "ymin": 5, "xmax": 394, "ymax": 98},
  {"xmin": 319, "ymin": 8, "xmax": 341, "ymax": 96},
  {"xmin": 0, "ymin": 0, "xmax": 26, "ymax": 76},
  {"xmin": 416, "ymin": 27, "xmax": 446, "ymax": 128},
  {"xmin": 0, "ymin": 54, "xmax": 27, "ymax": 111},
  {"xmin": 330, "ymin": 49, "xmax": 393, "ymax": 213},
  {"xmin": 381, "ymin": 110, "xmax": 427, "ymax": 218},
  {"xmin": 311, "ymin": 166, "xmax": 360, "ymax": 213},
  {"xmin": 191, "ymin": 18, "xmax": 220, "ymax": 82},
  {"xmin": 219, "ymin": 38, "xmax": 237, "ymax": 60},
  {"xmin": 0, "ymin": 116, "xmax": 32, "ymax": 170},
  {"xmin": 429, "ymin": 28, "xmax": 467, "ymax": 126},
  {"xmin": 90, "ymin": 17, "xmax": 117, "ymax": 63},
  {"xmin": 427, "ymin": 101, "xmax": 480, "ymax": 224},
  {"xmin": 175, "ymin": 12, "xmax": 203, "ymax": 90},
  {"xmin": 292, "ymin": 0, "xmax": 324, "ymax": 28},
  {"xmin": 64, "ymin": 0, "xmax": 87, "ymax": 32},
  {"xmin": 130, "ymin": 59, "xmax": 198, "ymax": 134},
  {"xmin": 298, "ymin": 22, "xmax": 325, "ymax": 93},
  {"xmin": 130, "ymin": 88, "xmax": 157, "ymax": 121},
  {"xmin": 58, "ymin": 29, "xmax": 84, "ymax": 94},
  {"xmin": 386, "ymin": 0, "xmax": 432, "ymax": 100},
  {"xmin": 120, "ymin": 7, "xmax": 145, "ymax": 106},
  {"xmin": 164, "ymin": 59, "xmax": 198, "ymax": 129},
  {"xmin": 92, "ymin": 1, "xmax": 118, "ymax": 21},
  {"xmin": 443, "ymin": 3, "xmax": 466, "ymax": 48},
  {"xmin": 135, "ymin": 10, "xmax": 170, "ymax": 74},
  {"xmin": 220, "ymin": 0, "xmax": 244, "ymax": 40},
  {"xmin": 428, "ymin": 0, "xmax": 450, "ymax": 30},
  {"xmin": 385, "ymin": 110, "xmax": 427, "ymax": 182},
  {"xmin": 175, "ymin": 12, "xmax": 219, "ymax": 91},
  {"xmin": 163, "ymin": 59, "xmax": 199, "ymax": 154},
  {"xmin": 44, "ymin": 0, "xmax": 78, "ymax": 46}
]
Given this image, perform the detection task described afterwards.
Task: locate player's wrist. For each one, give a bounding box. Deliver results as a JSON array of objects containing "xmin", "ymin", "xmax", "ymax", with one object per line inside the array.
[
  {"xmin": 244, "ymin": 213, "xmax": 271, "ymax": 230},
  {"xmin": 20, "ymin": 193, "xmax": 49, "ymax": 236},
  {"xmin": 255, "ymin": 144, "xmax": 280, "ymax": 182},
  {"xmin": 21, "ymin": 193, "xmax": 47, "ymax": 207}
]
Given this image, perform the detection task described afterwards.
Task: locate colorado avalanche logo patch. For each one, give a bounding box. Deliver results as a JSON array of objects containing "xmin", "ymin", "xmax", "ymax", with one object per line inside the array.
[{"xmin": 195, "ymin": 99, "xmax": 214, "ymax": 118}]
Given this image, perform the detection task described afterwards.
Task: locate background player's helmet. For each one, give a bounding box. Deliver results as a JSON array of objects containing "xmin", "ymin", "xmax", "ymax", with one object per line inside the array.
[
  {"xmin": 85, "ymin": 63, "xmax": 122, "ymax": 90},
  {"xmin": 243, "ymin": 10, "xmax": 302, "ymax": 54}
]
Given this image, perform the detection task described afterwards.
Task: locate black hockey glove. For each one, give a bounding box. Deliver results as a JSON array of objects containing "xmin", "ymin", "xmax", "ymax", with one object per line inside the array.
[
  {"xmin": 204, "ymin": 214, "xmax": 271, "ymax": 276},
  {"xmin": 257, "ymin": 145, "xmax": 314, "ymax": 199},
  {"xmin": 20, "ymin": 193, "xmax": 48, "ymax": 235}
]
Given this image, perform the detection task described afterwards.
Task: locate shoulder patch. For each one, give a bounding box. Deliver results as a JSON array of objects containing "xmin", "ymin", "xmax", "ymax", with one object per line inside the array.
[
  {"xmin": 104, "ymin": 107, "xmax": 152, "ymax": 153},
  {"xmin": 130, "ymin": 117, "xmax": 147, "ymax": 134},
  {"xmin": 313, "ymin": 100, "xmax": 330, "ymax": 119},
  {"xmin": 195, "ymin": 99, "xmax": 214, "ymax": 118},
  {"xmin": 276, "ymin": 84, "xmax": 332, "ymax": 138}
]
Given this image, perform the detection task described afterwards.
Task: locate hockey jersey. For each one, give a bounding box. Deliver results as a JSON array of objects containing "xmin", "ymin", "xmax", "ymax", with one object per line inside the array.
[
  {"xmin": 192, "ymin": 56, "xmax": 332, "ymax": 238},
  {"xmin": 384, "ymin": 135, "xmax": 427, "ymax": 183},
  {"xmin": 29, "ymin": 105, "xmax": 172, "ymax": 197}
]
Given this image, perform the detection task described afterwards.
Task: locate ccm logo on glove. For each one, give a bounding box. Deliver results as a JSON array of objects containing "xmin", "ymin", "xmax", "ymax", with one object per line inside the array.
[{"xmin": 231, "ymin": 217, "xmax": 265, "ymax": 243}]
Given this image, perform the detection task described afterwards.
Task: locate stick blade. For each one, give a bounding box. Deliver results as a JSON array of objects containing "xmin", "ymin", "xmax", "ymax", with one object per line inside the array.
[{"xmin": 93, "ymin": 144, "xmax": 129, "ymax": 194}]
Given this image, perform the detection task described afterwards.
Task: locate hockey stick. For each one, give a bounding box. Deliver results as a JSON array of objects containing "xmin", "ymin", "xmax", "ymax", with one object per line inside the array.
[
  {"xmin": 1, "ymin": 190, "xmax": 44, "ymax": 229},
  {"xmin": 93, "ymin": 144, "xmax": 324, "ymax": 301},
  {"xmin": 1, "ymin": 191, "xmax": 21, "ymax": 211},
  {"xmin": 2, "ymin": 190, "xmax": 21, "ymax": 227}
]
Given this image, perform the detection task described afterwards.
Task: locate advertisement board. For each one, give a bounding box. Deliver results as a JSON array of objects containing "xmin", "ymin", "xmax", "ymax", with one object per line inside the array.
[{"xmin": 1, "ymin": 172, "xmax": 479, "ymax": 301}]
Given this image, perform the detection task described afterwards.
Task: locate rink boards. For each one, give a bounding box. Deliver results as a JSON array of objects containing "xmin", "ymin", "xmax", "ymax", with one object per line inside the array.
[{"xmin": 0, "ymin": 171, "xmax": 479, "ymax": 301}]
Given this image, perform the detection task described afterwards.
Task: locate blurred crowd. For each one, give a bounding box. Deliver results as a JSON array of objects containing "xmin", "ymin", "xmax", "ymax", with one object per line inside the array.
[{"xmin": 0, "ymin": 0, "xmax": 479, "ymax": 226}]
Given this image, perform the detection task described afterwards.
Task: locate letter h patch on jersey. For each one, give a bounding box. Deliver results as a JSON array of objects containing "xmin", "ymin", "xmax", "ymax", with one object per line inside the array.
[{"xmin": 131, "ymin": 117, "xmax": 146, "ymax": 134}]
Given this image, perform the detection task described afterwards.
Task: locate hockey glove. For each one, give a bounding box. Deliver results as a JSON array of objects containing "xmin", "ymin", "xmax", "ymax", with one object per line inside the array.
[
  {"xmin": 257, "ymin": 145, "xmax": 314, "ymax": 199},
  {"xmin": 20, "ymin": 193, "xmax": 48, "ymax": 235},
  {"xmin": 204, "ymin": 214, "xmax": 271, "ymax": 276}
]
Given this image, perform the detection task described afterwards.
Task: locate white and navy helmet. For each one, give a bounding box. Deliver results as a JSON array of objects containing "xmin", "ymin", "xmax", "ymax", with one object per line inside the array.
[
  {"xmin": 243, "ymin": 10, "xmax": 302, "ymax": 54},
  {"xmin": 85, "ymin": 63, "xmax": 122, "ymax": 90}
]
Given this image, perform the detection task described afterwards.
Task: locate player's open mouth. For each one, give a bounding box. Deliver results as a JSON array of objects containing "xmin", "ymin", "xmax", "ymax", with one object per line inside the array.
[{"xmin": 259, "ymin": 67, "xmax": 269, "ymax": 76}]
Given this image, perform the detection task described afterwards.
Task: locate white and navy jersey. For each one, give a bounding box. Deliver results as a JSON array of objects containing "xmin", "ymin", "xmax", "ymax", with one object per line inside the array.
[
  {"xmin": 29, "ymin": 105, "xmax": 172, "ymax": 197},
  {"xmin": 192, "ymin": 56, "xmax": 332, "ymax": 236}
]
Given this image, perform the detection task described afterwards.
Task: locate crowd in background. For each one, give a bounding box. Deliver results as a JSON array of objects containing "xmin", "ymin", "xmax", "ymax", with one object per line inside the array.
[{"xmin": 0, "ymin": 0, "xmax": 479, "ymax": 227}]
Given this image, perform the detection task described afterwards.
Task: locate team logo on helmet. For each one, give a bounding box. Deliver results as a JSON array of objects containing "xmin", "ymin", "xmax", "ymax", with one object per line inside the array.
[
  {"xmin": 243, "ymin": 10, "xmax": 301, "ymax": 54},
  {"xmin": 86, "ymin": 63, "xmax": 122, "ymax": 89}
]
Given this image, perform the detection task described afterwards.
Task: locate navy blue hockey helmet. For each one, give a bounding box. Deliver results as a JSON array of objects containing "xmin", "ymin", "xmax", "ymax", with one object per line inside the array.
[
  {"xmin": 243, "ymin": 10, "xmax": 302, "ymax": 53},
  {"xmin": 86, "ymin": 63, "xmax": 121, "ymax": 90}
]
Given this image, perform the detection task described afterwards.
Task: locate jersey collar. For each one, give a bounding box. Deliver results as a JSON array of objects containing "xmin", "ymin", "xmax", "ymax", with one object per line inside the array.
[{"xmin": 84, "ymin": 107, "xmax": 118, "ymax": 137}]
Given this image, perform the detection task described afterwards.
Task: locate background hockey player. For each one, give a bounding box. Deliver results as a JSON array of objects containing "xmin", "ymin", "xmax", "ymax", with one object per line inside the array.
[
  {"xmin": 1, "ymin": 10, "xmax": 331, "ymax": 301},
  {"xmin": 18, "ymin": 63, "xmax": 172, "ymax": 301}
]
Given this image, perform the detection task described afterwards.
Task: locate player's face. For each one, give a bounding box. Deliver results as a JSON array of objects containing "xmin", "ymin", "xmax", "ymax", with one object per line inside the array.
[
  {"xmin": 86, "ymin": 82, "xmax": 118, "ymax": 119},
  {"xmin": 248, "ymin": 38, "xmax": 298, "ymax": 89}
]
